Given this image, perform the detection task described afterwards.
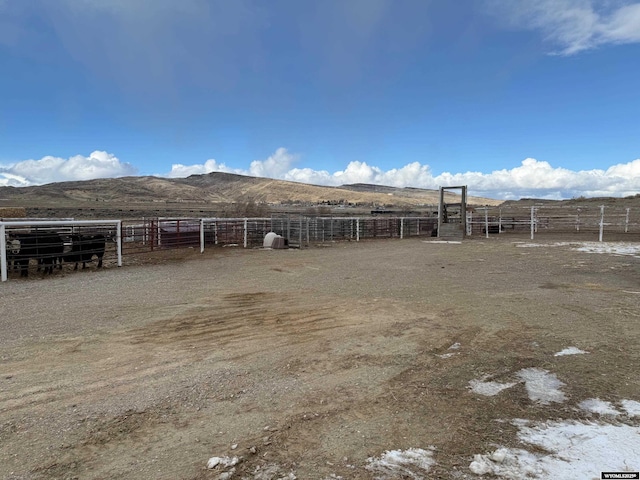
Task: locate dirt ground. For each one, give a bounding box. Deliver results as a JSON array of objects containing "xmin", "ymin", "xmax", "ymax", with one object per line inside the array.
[{"xmin": 1, "ymin": 234, "xmax": 639, "ymax": 479}]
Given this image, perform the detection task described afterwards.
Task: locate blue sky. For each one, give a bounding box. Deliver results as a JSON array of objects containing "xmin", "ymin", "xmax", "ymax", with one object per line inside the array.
[{"xmin": 0, "ymin": 0, "xmax": 639, "ymax": 200}]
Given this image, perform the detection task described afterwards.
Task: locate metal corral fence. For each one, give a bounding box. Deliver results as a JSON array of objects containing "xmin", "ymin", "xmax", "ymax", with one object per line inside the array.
[
  {"xmin": 4, "ymin": 208, "xmax": 639, "ymax": 281},
  {"xmin": 467, "ymin": 205, "xmax": 640, "ymax": 240},
  {"xmin": 1, "ymin": 220, "xmax": 122, "ymax": 282},
  {"xmin": 118, "ymin": 216, "xmax": 439, "ymax": 256}
]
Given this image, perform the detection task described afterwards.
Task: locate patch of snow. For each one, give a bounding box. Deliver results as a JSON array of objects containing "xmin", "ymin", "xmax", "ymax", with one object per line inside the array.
[
  {"xmin": 620, "ymin": 399, "xmax": 640, "ymax": 417},
  {"xmin": 572, "ymin": 242, "xmax": 640, "ymax": 257},
  {"xmin": 218, "ymin": 469, "xmax": 236, "ymax": 480},
  {"xmin": 206, "ymin": 456, "xmax": 239, "ymax": 469},
  {"xmin": 437, "ymin": 352, "xmax": 457, "ymax": 359},
  {"xmin": 365, "ymin": 447, "xmax": 435, "ymax": 479},
  {"xmin": 471, "ymin": 421, "xmax": 640, "ymax": 478},
  {"xmin": 554, "ymin": 346, "xmax": 589, "ymax": 356},
  {"xmin": 437, "ymin": 343, "xmax": 461, "ymax": 358},
  {"xmin": 470, "ymin": 447, "xmax": 542, "ymax": 477},
  {"xmin": 579, "ymin": 398, "xmax": 621, "ymax": 416},
  {"xmin": 469, "ymin": 379, "xmax": 517, "ymax": 396},
  {"xmin": 515, "ymin": 241, "xmax": 640, "ymax": 258},
  {"xmin": 516, "ymin": 368, "xmax": 566, "ymax": 404},
  {"xmin": 252, "ymin": 464, "xmax": 297, "ymax": 480}
]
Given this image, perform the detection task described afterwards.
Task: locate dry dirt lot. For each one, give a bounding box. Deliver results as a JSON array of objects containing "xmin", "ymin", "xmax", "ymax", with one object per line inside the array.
[{"xmin": 1, "ymin": 235, "xmax": 639, "ymax": 479}]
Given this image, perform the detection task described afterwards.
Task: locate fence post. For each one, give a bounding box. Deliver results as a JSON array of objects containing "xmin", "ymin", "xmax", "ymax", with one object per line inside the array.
[
  {"xmin": 599, "ymin": 205, "xmax": 604, "ymax": 242},
  {"xmin": 576, "ymin": 208, "xmax": 581, "ymax": 232},
  {"xmin": 467, "ymin": 211, "xmax": 472, "ymax": 236},
  {"xmin": 530, "ymin": 206, "xmax": 535, "ymax": 240},
  {"xmin": 244, "ymin": 218, "xmax": 248, "ymax": 248},
  {"xmin": 400, "ymin": 218, "xmax": 404, "ymax": 239},
  {"xmin": 356, "ymin": 218, "xmax": 360, "ymax": 242},
  {"xmin": 485, "ymin": 209, "xmax": 489, "ymax": 239},
  {"xmin": 142, "ymin": 217, "xmax": 147, "ymax": 245},
  {"xmin": 498, "ymin": 208, "xmax": 502, "ymax": 234},
  {"xmin": 417, "ymin": 219, "xmax": 420, "ymax": 236},
  {"xmin": 1, "ymin": 223, "xmax": 7, "ymax": 282},
  {"xmin": 150, "ymin": 220, "xmax": 155, "ymax": 251},
  {"xmin": 200, "ymin": 219, "xmax": 205, "ymax": 253},
  {"xmin": 625, "ymin": 208, "xmax": 630, "ymax": 233},
  {"xmin": 116, "ymin": 220, "xmax": 123, "ymax": 267}
]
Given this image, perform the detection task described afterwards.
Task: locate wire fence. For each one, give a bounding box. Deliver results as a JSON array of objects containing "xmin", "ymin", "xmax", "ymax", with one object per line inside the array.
[
  {"xmin": 3, "ymin": 206, "xmax": 639, "ymax": 281},
  {"xmin": 1, "ymin": 220, "xmax": 121, "ymax": 281},
  {"xmin": 117, "ymin": 216, "xmax": 439, "ymax": 255},
  {"xmin": 468, "ymin": 205, "xmax": 640, "ymax": 240}
]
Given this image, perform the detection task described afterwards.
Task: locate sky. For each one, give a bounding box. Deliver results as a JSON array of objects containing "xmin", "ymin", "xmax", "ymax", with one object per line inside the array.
[{"xmin": 0, "ymin": 0, "xmax": 639, "ymax": 200}]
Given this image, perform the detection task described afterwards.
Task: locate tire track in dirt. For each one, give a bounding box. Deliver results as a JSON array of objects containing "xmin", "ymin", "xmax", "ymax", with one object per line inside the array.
[{"xmin": 0, "ymin": 357, "xmax": 195, "ymax": 414}]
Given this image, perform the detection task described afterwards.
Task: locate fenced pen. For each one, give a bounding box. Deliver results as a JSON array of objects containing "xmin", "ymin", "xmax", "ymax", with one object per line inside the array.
[
  {"xmin": 0, "ymin": 220, "xmax": 122, "ymax": 282},
  {"xmin": 118, "ymin": 216, "xmax": 439, "ymax": 255},
  {"xmin": 2, "ymin": 205, "xmax": 640, "ymax": 281},
  {"xmin": 467, "ymin": 205, "xmax": 640, "ymax": 240}
]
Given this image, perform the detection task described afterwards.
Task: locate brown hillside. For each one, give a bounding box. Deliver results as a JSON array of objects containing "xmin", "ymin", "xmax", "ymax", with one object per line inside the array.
[{"xmin": 0, "ymin": 172, "xmax": 501, "ymax": 214}]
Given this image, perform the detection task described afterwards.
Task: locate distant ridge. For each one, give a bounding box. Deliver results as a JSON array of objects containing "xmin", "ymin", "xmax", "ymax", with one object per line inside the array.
[{"xmin": 0, "ymin": 171, "xmax": 501, "ymax": 208}]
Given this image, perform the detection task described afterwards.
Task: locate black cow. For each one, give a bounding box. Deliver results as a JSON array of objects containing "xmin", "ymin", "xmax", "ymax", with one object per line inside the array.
[
  {"xmin": 5, "ymin": 237, "xmax": 21, "ymax": 272},
  {"xmin": 482, "ymin": 225, "xmax": 502, "ymax": 234},
  {"xmin": 12, "ymin": 232, "xmax": 65, "ymax": 277},
  {"xmin": 66, "ymin": 234, "xmax": 106, "ymax": 270}
]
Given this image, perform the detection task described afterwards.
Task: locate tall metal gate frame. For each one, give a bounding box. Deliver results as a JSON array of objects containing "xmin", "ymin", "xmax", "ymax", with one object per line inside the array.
[{"xmin": 437, "ymin": 185, "xmax": 467, "ymax": 239}]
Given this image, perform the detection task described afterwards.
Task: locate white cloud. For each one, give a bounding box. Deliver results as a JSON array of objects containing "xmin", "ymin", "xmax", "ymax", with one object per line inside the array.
[
  {"xmin": 248, "ymin": 147, "xmax": 298, "ymax": 178},
  {"xmin": 0, "ymin": 151, "xmax": 137, "ymax": 187},
  {"xmin": 165, "ymin": 159, "xmax": 237, "ymax": 178},
  {"xmin": 163, "ymin": 148, "xmax": 640, "ymax": 200},
  {"xmin": 2, "ymin": 148, "xmax": 639, "ymax": 200},
  {"xmin": 489, "ymin": 0, "xmax": 640, "ymax": 54},
  {"xmin": 165, "ymin": 147, "xmax": 298, "ymax": 179}
]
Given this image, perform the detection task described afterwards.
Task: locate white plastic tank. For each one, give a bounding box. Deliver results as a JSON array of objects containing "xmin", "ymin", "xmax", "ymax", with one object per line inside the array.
[{"xmin": 263, "ymin": 232, "xmax": 279, "ymax": 248}]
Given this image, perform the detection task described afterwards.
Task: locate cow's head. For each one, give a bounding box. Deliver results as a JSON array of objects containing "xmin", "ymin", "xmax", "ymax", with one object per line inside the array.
[{"xmin": 8, "ymin": 239, "xmax": 20, "ymax": 255}]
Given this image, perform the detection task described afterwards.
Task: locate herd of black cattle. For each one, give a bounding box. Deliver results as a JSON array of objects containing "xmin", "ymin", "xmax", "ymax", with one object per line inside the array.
[{"xmin": 5, "ymin": 232, "xmax": 106, "ymax": 277}]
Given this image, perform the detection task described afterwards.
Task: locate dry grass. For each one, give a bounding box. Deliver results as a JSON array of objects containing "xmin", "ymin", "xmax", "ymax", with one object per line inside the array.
[{"xmin": 0, "ymin": 207, "xmax": 27, "ymax": 218}]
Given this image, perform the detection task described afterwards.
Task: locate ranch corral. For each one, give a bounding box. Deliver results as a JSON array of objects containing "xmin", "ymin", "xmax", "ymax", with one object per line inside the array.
[
  {"xmin": 468, "ymin": 204, "xmax": 640, "ymax": 240},
  {"xmin": 2, "ymin": 216, "xmax": 441, "ymax": 280},
  {"xmin": 1, "ymin": 228, "xmax": 639, "ymax": 479},
  {"xmin": 0, "ymin": 221, "xmax": 122, "ymax": 282},
  {"xmin": 3, "ymin": 204, "xmax": 639, "ymax": 281}
]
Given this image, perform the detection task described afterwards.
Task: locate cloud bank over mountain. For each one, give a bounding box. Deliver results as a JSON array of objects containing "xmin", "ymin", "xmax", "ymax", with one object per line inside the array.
[{"xmin": 3, "ymin": 148, "xmax": 638, "ymax": 201}]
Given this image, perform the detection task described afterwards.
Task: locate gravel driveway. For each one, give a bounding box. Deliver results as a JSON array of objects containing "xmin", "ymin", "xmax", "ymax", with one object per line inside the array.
[{"xmin": 1, "ymin": 236, "xmax": 639, "ymax": 479}]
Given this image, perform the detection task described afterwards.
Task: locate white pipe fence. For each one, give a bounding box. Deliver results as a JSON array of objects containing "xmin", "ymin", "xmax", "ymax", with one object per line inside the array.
[
  {"xmin": 3, "ymin": 208, "xmax": 638, "ymax": 281},
  {"xmin": 465, "ymin": 205, "xmax": 639, "ymax": 241}
]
